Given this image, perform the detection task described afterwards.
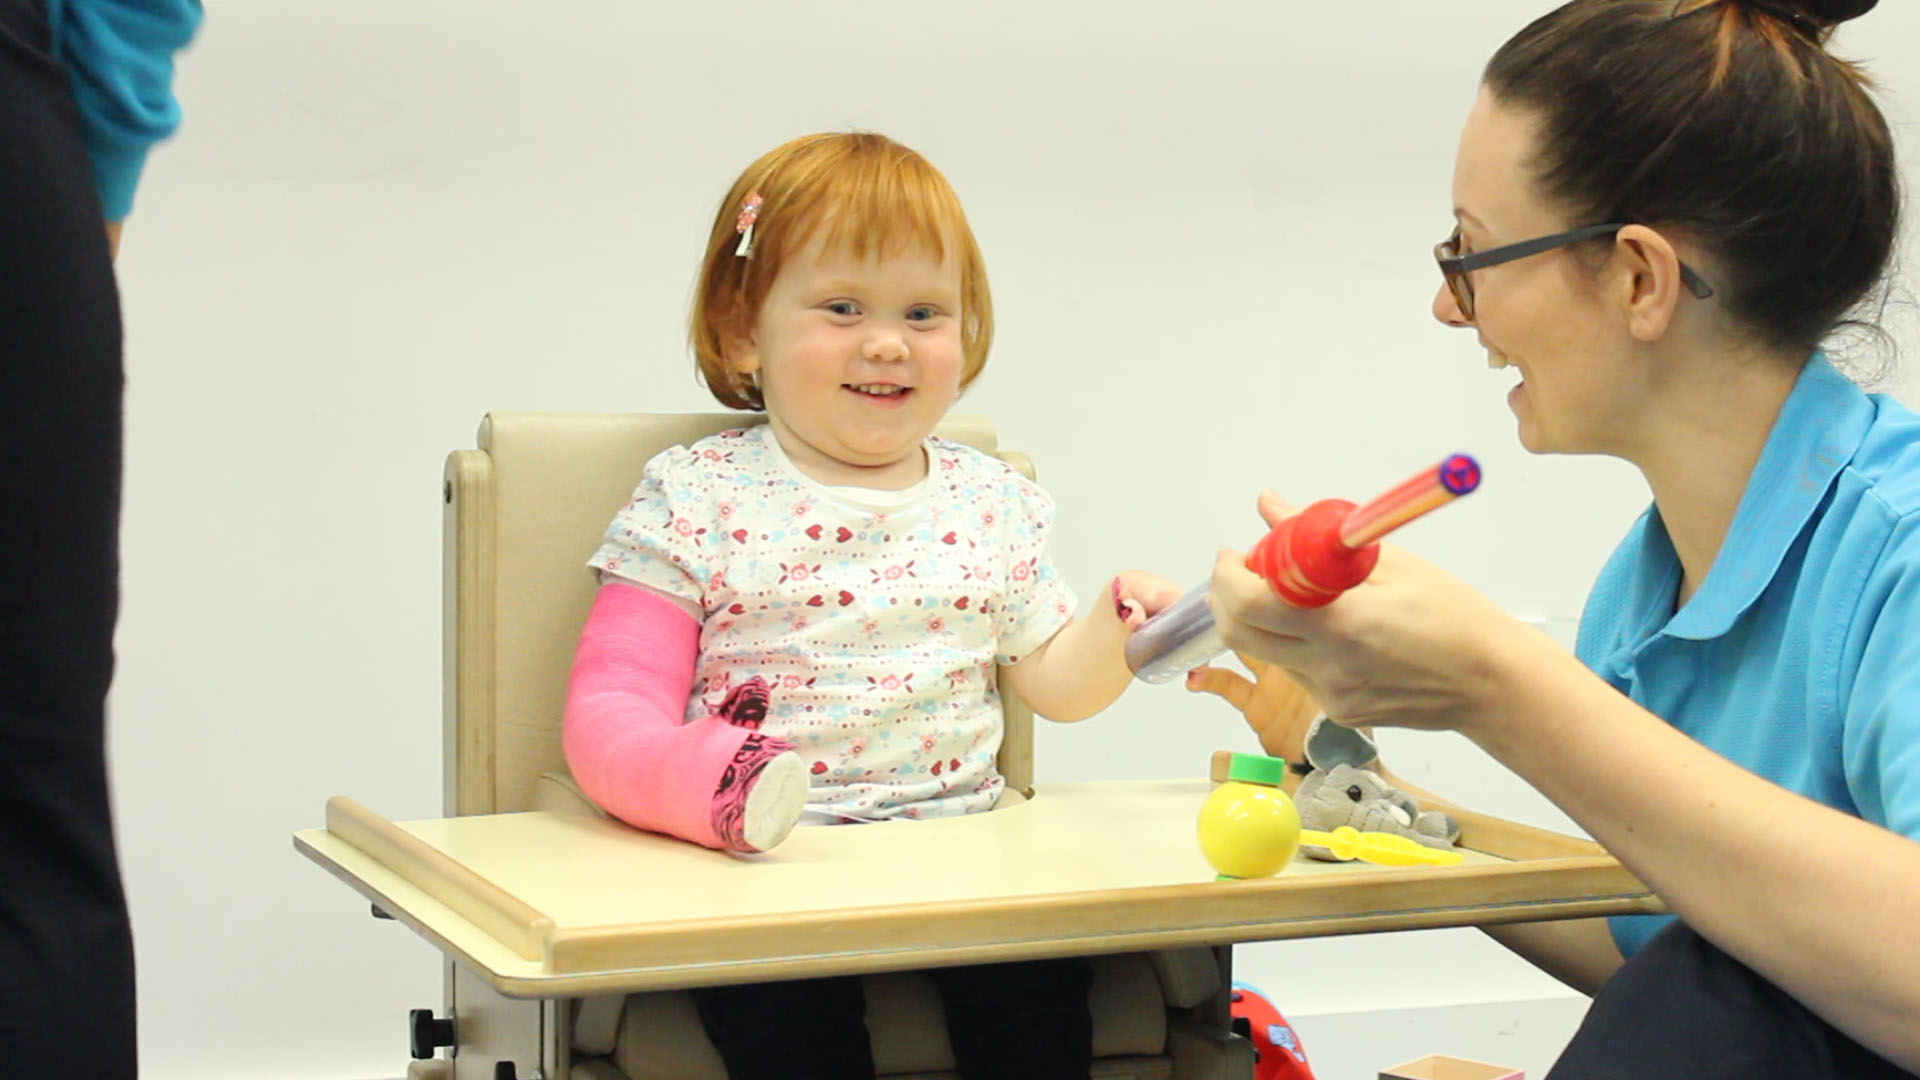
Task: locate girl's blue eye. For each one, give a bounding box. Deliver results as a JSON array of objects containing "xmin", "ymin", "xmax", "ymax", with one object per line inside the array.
[
  {"xmin": 906, "ymin": 306, "xmax": 936, "ymax": 322},
  {"xmin": 826, "ymin": 301, "xmax": 859, "ymax": 316}
]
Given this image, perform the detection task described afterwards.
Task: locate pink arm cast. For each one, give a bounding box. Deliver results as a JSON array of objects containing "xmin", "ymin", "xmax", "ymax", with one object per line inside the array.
[{"xmin": 562, "ymin": 581, "xmax": 760, "ymax": 850}]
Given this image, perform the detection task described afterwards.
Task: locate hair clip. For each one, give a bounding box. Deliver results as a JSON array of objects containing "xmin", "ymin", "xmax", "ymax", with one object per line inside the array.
[{"xmin": 734, "ymin": 192, "xmax": 762, "ymax": 258}]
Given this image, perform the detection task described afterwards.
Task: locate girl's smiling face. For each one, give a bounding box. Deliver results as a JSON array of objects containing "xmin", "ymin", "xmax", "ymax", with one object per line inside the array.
[{"xmin": 730, "ymin": 231, "xmax": 965, "ymax": 490}]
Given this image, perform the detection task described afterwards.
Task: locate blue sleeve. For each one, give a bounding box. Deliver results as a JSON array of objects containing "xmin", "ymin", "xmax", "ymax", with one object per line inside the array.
[
  {"xmin": 47, "ymin": 0, "xmax": 204, "ymax": 220},
  {"xmin": 1840, "ymin": 513, "xmax": 1920, "ymax": 842}
]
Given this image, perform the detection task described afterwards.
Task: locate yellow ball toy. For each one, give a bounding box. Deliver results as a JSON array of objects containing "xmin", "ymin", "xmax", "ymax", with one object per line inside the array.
[{"xmin": 1197, "ymin": 753, "xmax": 1301, "ymax": 879}]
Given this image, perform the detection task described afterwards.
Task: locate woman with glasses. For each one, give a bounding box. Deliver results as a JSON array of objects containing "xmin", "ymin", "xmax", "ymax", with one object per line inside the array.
[{"xmin": 1194, "ymin": 1, "xmax": 1919, "ymax": 1077}]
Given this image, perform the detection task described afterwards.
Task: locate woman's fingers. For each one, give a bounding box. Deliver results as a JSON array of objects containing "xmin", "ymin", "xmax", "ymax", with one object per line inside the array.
[
  {"xmin": 1257, "ymin": 489, "xmax": 1300, "ymax": 529},
  {"xmin": 1186, "ymin": 653, "xmax": 1324, "ymax": 761},
  {"xmin": 1209, "ymin": 551, "xmax": 1318, "ymax": 642},
  {"xmin": 1185, "ymin": 664, "xmax": 1256, "ymax": 710}
]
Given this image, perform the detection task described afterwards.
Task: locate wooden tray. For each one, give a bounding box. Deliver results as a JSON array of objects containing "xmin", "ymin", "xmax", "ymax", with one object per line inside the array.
[{"xmin": 295, "ymin": 778, "xmax": 1660, "ymax": 998}]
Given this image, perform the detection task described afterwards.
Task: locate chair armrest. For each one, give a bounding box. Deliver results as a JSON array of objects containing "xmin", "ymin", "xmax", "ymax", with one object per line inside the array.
[
  {"xmin": 572, "ymin": 993, "xmax": 625, "ymax": 1056},
  {"xmin": 1149, "ymin": 947, "xmax": 1224, "ymax": 1010},
  {"xmin": 1167, "ymin": 1014, "xmax": 1257, "ymax": 1080}
]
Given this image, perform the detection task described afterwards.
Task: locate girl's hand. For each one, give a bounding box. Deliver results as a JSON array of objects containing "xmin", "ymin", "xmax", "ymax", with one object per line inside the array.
[
  {"xmin": 1186, "ymin": 653, "xmax": 1320, "ymax": 761},
  {"xmin": 1111, "ymin": 570, "xmax": 1183, "ymax": 630},
  {"xmin": 1007, "ymin": 569, "xmax": 1188, "ymax": 722},
  {"xmin": 1206, "ymin": 491, "xmax": 1539, "ymax": 737}
]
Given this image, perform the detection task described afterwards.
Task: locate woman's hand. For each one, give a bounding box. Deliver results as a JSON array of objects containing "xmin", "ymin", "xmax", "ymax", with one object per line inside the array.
[
  {"xmin": 1186, "ymin": 653, "xmax": 1320, "ymax": 762},
  {"xmin": 1206, "ymin": 491, "xmax": 1548, "ymax": 738}
]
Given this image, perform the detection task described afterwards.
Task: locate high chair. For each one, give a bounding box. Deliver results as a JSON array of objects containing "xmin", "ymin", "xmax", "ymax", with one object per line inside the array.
[
  {"xmin": 294, "ymin": 410, "xmax": 1662, "ymax": 1080},
  {"xmin": 429, "ymin": 411, "xmax": 1244, "ymax": 1080}
]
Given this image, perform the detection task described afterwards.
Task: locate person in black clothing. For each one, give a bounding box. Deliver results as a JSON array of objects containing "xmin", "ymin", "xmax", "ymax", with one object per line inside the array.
[{"xmin": 0, "ymin": 1, "xmax": 198, "ymax": 1075}]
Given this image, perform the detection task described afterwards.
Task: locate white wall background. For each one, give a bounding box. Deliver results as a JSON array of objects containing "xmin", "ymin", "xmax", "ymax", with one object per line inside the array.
[{"xmin": 104, "ymin": 3, "xmax": 1920, "ymax": 1078}]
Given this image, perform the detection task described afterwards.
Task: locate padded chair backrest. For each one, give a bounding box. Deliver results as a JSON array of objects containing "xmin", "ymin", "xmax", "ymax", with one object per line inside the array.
[{"xmin": 443, "ymin": 412, "xmax": 1035, "ymax": 815}]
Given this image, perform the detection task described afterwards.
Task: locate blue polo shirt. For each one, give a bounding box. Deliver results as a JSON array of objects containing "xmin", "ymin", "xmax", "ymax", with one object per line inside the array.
[{"xmin": 1576, "ymin": 356, "xmax": 1920, "ymax": 958}]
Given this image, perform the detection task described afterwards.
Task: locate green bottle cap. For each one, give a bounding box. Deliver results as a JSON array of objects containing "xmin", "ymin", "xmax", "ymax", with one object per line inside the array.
[{"xmin": 1225, "ymin": 752, "xmax": 1286, "ymax": 786}]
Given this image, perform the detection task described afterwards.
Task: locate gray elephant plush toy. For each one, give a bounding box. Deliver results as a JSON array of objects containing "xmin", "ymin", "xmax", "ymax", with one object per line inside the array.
[{"xmin": 1292, "ymin": 716, "xmax": 1460, "ymax": 862}]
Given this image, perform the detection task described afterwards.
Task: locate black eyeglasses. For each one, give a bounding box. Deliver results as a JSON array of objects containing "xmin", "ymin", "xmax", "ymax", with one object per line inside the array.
[{"xmin": 1435, "ymin": 222, "xmax": 1714, "ymax": 320}]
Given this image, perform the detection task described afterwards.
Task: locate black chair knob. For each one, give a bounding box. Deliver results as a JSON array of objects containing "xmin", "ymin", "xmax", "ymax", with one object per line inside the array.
[{"xmin": 408, "ymin": 1008, "xmax": 456, "ymax": 1060}]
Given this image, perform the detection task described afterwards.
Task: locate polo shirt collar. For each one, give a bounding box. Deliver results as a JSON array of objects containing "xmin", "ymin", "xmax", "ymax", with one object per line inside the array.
[{"xmin": 1656, "ymin": 354, "xmax": 1872, "ymax": 641}]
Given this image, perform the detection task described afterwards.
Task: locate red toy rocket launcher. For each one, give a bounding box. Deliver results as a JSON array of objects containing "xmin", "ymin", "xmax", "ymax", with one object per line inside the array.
[
  {"xmin": 1123, "ymin": 453, "xmax": 1484, "ymax": 684},
  {"xmin": 1245, "ymin": 454, "xmax": 1482, "ymax": 608}
]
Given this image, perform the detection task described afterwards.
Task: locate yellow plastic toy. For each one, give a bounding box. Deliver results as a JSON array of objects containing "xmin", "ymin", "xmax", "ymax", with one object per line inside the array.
[
  {"xmin": 1300, "ymin": 825, "xmax": 1464, "ymax": 867},
  {"xmin": 1198, "ymin": 753, "xmax": 1466, "ymax": 879},
  {"xmin": 1196, "ymin": 753, "xmax": 1300, "ymax": 879}
]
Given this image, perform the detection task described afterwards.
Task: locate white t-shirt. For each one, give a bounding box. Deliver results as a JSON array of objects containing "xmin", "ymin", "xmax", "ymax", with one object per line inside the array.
[{"xmin": 590, "ymin": 424, "xmax": 1077, "ymax": 822}]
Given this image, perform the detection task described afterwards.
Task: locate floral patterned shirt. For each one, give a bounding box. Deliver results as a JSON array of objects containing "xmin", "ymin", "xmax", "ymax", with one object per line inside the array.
[{"xmin": 590, "ymin": 424, "xmax": 1076, "ymax": 822}]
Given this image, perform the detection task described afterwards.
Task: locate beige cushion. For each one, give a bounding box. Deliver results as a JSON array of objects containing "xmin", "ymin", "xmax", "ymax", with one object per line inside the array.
[
  {"xmin": 532, "ymin": 770, "xmax": 611, "ymax": 821},
  {"xmin": 1087, "ymin": 953, "xmax": 1171, "ymax": 1058},
  {"xmin": 1147, "ymin": 948, "xmax": 1222, "ymax": 1010},
  {"xmin": 572, "ymin": 992, "xmax": 625, "ymax": 1056},
  {"xmin": 609, "ymin": 988, "xmax": 728, "ymax": 1080}
]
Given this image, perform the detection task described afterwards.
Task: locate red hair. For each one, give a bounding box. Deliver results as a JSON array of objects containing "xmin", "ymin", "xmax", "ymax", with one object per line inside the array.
[{"xmin": 688, "ymin": 133, "xmax": 993, "ymax": 410}]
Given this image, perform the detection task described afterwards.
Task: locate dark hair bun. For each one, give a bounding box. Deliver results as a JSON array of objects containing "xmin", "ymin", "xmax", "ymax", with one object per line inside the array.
[{"xmin": 1768, "ymin": 0, "xmax": 1878, "ymax": 27}]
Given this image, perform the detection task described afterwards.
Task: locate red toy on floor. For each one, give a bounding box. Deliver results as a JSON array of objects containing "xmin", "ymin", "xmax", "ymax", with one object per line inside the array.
[{"xmin": 1231, "ymin": 981, "xmax": 1316, "ymax": 1080}]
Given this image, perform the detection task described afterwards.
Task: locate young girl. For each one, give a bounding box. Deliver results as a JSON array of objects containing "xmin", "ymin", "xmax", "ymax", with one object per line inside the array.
[{"xmin": 563, "ymin": 131, "xmax": 1163, "ymax": 1080}]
